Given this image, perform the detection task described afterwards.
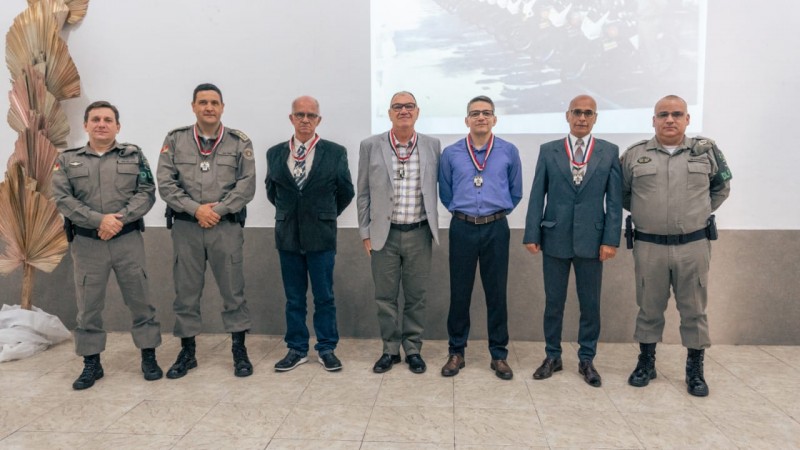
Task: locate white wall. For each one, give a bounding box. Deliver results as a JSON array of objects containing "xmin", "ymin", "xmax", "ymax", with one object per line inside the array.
[{"xmin": 1, "ymin": 0, "xmax": 798, "ymax": 229}]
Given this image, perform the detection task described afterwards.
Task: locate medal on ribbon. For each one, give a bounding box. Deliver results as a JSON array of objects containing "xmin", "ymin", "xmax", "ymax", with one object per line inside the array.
[
  {"xmin": 564, "ymin": 136, "xmax": 595, "ymax": 186},
  {"xmin": 389, "ymin": 130, "xmax": 417, "ymax": 179},
  {"xmin": 467, "ymin": 133, "xmax": 494, "ymax": 187}
]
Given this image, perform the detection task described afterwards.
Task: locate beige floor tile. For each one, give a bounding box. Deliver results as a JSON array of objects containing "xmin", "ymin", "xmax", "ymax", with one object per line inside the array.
[
  {"xmin": 0, "ymin": 431, "xmax": 94, "ymax": 449},
  {"xmin": 363, "ymin": 443, "xmax": 454, "ymax": 450},
  {"xmin": 222, "ymin": 371, "xmax": 313, "ymax": 404},
  {"xmin": 606, "ymin": 381, "xmax": 693, "ymax": 414},
  {"xmin": 458, "ymin": 445, "xmax": 540, "ymax": 450},
  {"xmin": 707, "ymin": 345, "xmax": 780, "ymax": 365},
  {"xmin": 144, "ymin": 373, "xmax": 230, "ymax": 403},
  {"xmin": 455, "ymin": 407, "xmax": 547, "ymax": 447},
  {"xmin": 376, "ymin": 374, "xmax": 454, "ymax": 407},
  {"xmin": 172, "ymin": 430, "xmax": 271, "ymax": 450},
  {"xmin": 688, "ymin": 379, "xmax": 781, "ymax": 415},
  {"xmin": 0, "ymin": 371, "xmax": 47, "ymax": 396},
  {"xmin": 104, "ymin": 400, "xmax": 215, "ymax": 435},
  {"xmin": 537, "ymin": 408, "xmax": 643, "ymax": 448},
  {"xmin": 77, "ymin": 372, "xmax": 161, "ymax": 402},
  {"xmin": 297, "ymin": 374, "xmax": 381, "ymax": 406},
  {"xmin": 19, "ymin": 371, "xmax": 88, "ymax": 400},
  {"xmin": 454, "ymin": 376, "xmax": 533, "ymax": 410},
  {"xmin": 274, "ymin": 404, "xmax": 371, "ymax": 441},
  {"xmin": 266, "ymin": 438, "xmax": 361, "ymax": 449},
  {"xmin": 707, "ymin": 408, "xmax": 800, "ymax": 448},
  {"xmin": 0, "ymin": 350, "xmax": 76, "ymax": 373},
  {"xmin": 332, "ymin": 338, "xmax": 383, "ymax": 362},
  {"xmin": 759, "ymin": 345, "xmax": 800, "ymax": 368},
  {"xmin": 52, "ymin": 351, "xmax": 140, "ymax": 375},
  {"xmin": 364, "ymin": 405, "xmax": 454, "ymax": 444},
  {"xmin": 0, "ymin": 399, "xmax": 59, "ymax": 433},
  {"xmin": 190, "ymin": 402, "xmax": 291, "ymax": 438},
  {"xmin": 22, "ymin": 398, "xmax": 140, "ymax": 433},
  {"xmin": 82, "ymin": 432, "xmax": 179, "ymax": 450},
  {"xmin": 623, "ymin": 410, "xmax": 735, "ymax": 449},
  {"xmin": 525, "ymin": 379, "xmax": 616, "ymax": 411},
  {"xmin": 724, "ymin": 361, "xmax": 800, "ymax": 390}
]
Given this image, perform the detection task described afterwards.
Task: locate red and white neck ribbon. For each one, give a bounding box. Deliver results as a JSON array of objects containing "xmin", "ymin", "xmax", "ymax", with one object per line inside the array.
[
  {"xmin": 564, "ymin": 136, "xmax": 595, "ymax": 169},
  {"xmin": 290, "ymin": 134, "xmax": 320, "ymax": 161},
  {"xmin": 388, "ymin": 130, "xmax": 418, "ymax": 161},
  {"xmin": 193, "ymin": 124, "xmax": 225, "ymax": 156},
  {"xmin": 467, "ymin": 133, "xmax": 495, "ymax": 172}
]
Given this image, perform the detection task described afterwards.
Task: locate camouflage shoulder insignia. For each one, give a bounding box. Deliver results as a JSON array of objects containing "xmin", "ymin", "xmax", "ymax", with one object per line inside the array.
[
  {"xmin": 167, "ymin": 125, "xmax": 191, "ymax": 136},
  {"xmin": 690, "ymin": 136, "xmax": 715, "ymax": 156},
  {"xmin": 120, "ymin": 142, "xmax": 142, "ymax": 154},
  {"xmin": 228, "ymin": 128, "xmax": 251, "ymax": 143},
  {"xmin": 626, "ymin": 139, "xmax": 648, "ymax": 151}
]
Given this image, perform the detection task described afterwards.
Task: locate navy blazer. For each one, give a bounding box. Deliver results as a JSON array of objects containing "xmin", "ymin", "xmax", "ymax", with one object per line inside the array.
[
  {"xmin": 265, "ymin": 139, "xmax": 354, "ymax": 253},
  {"xmin": 523, "ymin": 137, "xmax": 622, "ymax": 259}
]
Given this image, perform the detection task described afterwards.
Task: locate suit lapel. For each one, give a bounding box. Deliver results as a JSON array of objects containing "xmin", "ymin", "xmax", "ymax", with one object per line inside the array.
[
  {"xmin": 303, "ymin": 140, "xmax": 325, "ymax": 188},
  {"xmin": 380, "ymin": 134, "xmax": 395, "ymax": 189},
  {"xmin": 418, "ymin": 137, "xmax": 428, "ymax": 183},
  {"xmin": 553, "ymin": 139, "xmax": 577, "ymax": 190},
  {"xmin": 577, "ymin": 140, "xmax": 603, "ymax": 192},
  {"xmin": 275, "ymin": 143, "xmax": 295, "ymax": 185}
]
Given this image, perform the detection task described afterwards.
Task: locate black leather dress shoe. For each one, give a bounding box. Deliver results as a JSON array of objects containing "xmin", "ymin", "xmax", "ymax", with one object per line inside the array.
[
  {"xmin": 533, "ymin": 357, "xmax": 562, "ymax": 380},
  {"xmin": 373, "ymin": 353, "xmax": 401, "ymax": 373},
  {"xmin": 405, "ymin": 354, "xmax": 427, "ymax": 374},
  {"xmin": 578, "ymin": 360, "xmax": 602, "ymax": 387}
]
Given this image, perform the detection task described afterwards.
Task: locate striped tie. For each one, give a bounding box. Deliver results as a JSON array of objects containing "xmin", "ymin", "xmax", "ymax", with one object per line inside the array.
[{"xmin": 294, "ymin": 144, "xmax": 306, "ymax": 188}]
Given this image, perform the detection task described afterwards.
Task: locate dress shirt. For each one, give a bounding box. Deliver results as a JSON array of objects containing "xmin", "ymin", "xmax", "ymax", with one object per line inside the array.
[
  {"xmin": 286, "ymin": 136, "xmax": 317, "ymax": 174},
  {"xmin": 438, "ymin": 135, "xmax": 523, "ymax": 217}
]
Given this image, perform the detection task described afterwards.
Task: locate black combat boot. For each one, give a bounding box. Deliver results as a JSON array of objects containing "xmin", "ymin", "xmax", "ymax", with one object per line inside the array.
[
  {"xmin": 686, "ymin": 348, "xmax": 709, "ymax": 397},
  {"xmin": 628, "ymin": 342, "xmax": 657, "ymax": 387},
  {"xmin": 73, "ymin": 354, "xmax": 104, "ymax": 390},
  {"xmin": 231, "ymin": 331, "xmax": 253, "ymax": 377},
  {"xmin": 166, "ymin": 337, "xmax": 197, "ymax": 379},
  {"xmin": 141, "ymin": 348, "xmax": 163, "ymax": 381}
]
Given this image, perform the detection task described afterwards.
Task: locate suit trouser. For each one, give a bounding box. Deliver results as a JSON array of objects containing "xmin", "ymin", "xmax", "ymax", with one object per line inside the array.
[
  {"xmin": 171, "ymin": 219, "xmax": 251, "ymax": 337},
  {"xmin": 447, "ymin": 216, "xmax": 510, "ymax": 360},
  {"xmin": 370, "ymin": 226, "xmax": 432, "ymax": 356},
  {"xmin": 542, "ymin": 254, "xmax": 603, "ymax": 361},
  {"xmin": 632, "ymin": 239, "xmax": 711, "ymax": 349},
  {"xmin": 71, "ymin": 231, "xmax": 161, "ymax": 356},
  {"xmin": 278, "ymin": 249, "xmax": 338, "ymax": 356}
]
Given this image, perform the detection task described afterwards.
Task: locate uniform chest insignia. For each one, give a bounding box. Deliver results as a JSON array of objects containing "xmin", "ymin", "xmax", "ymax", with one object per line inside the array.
[
  {"xmin": 637, "ymin": 156, "xmax": 651, "ymax": 164},
  {"xmin": 68, "ymin": 161, "xmax": 83, "ymax": 167}
]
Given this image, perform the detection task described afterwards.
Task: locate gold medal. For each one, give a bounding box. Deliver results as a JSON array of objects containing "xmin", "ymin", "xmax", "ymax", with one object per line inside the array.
[
  {"xmin": 474, "ymin": 175, "xmax": 483, "ymax": 187},
  {"xmin": 200, "ymin": 161, "xmax": 210, "ymax": 172}
]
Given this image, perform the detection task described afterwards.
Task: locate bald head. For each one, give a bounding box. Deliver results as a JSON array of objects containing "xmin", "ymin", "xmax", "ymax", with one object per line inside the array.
[
  {"xmin": 654, "ymin": 94, "xmax": 687, "ymax": 113},
  {"xmin": 292, "ymin": 95, "xmax": 320, "ymax": 113},
  {"xmin": 290, "ymin": 95, "xmax": 322, "ymax": 142},
  {"xmin": 566, "ymin": 95, "xmax": 598, "ymax": 138}
]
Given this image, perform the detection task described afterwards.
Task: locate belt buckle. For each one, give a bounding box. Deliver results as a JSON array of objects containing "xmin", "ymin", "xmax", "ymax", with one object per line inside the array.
[
  {"xmin": 475, "ymin": 215, "xmax": 488, "ymax": 225},
  {"xmin": 665, "ymin": 234, "xmax": 680, "ymax": 245}
]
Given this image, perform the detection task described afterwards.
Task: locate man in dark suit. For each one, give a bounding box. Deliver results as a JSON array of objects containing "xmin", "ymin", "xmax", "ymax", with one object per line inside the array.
[
  {"xmin": 357, "ymin": 91, "xmax": 441, "ymax": 374},
  {"xmin": 523, "ymin": 94, "xmax": 622, "ymax": 387},
  {"xmin": 266, "ymin": 95, "xmax": 354, "ymax": 372}
]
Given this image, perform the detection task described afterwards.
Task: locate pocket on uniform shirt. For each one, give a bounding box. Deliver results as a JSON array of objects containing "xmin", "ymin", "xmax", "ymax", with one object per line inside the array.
[
  {"xmin": 115, "ymin": 160, "xmax": 140, "ymax": 194},
  {"xmin": 687, "ymin": 160, "xmax": 711, "ymax": 190}
]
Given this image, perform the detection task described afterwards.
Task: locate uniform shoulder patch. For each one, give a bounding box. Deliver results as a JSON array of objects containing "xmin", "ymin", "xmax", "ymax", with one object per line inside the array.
[
  {"xmin": 228, "ymin": 128, "xmax": 251, "ymax": 143},
  {"xmin": 243, "ymin": 148, "xmax": 254, "ymax": 160},
  {"xmin": 626, "ymin": 139, "xmax": 648, "ymax": 151},
  {"xmin": 167, "ymin": 125, "xmax": 191, "ymax": 136},
  {"xmin": 120, "ymin": 142, "xmax": 141, "ymax": 154}
]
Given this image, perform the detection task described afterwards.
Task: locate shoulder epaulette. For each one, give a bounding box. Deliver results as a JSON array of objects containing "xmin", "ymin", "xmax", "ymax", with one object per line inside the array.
[
  {"xmin": 167, "ymin": 125, "xmax": 191, "ymax": 135},
  {"xmin": 228, "ymin": 128, "xmax": 250, "ymax": 143},
  {"xmin": 626, "ymin": 139, "xmax": 648, "ymax": 151},
  {"xmin": 120, "ymin": 142, "xmax": 142, "ymax": 153},
  {"xmin": 63, "ymin": 146, "xmax": 81, "ymax": 153}
]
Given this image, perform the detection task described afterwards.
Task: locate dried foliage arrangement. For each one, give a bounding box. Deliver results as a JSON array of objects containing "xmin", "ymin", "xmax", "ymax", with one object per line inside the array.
[{"xmin": 1, "ymin": 0, "xmax": 88, "ymax": 309}]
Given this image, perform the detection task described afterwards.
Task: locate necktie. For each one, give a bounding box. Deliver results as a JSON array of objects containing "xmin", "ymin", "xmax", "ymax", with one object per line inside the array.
[
  {"xmin": 574, "ymin": 138, "xmax": 584, "ymax": 163},
  {"xmin": 294, "ymin": 144, "xmax": 307, "ymax": 187}
]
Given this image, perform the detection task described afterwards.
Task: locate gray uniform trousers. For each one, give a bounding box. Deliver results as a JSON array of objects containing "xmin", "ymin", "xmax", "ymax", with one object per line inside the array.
[
  {"xmin": 71, "ymin": 231, "xmax": 161, "ymax": 356},
  {"xmin": 370, "ymin": 226, "xmax": 432, "ymax": 356},
  {"xmin": 632, "ymin": 239, "xmax": 711, "ymax": 349},
  {"xmin": 171, "ymin": 219, "xmax": 251, "ymax": 337}
]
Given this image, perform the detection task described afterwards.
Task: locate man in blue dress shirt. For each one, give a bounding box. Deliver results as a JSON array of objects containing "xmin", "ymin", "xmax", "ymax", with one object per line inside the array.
[{"xmin": 438, "ymin": 95, "xmax": 523, "ymax": 380}]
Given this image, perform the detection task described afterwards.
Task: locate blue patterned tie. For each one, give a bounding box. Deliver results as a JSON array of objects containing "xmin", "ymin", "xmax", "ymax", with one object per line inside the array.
[{"xmin": 294, "ymin": 144, "xmax": 306, "ymax": 188}]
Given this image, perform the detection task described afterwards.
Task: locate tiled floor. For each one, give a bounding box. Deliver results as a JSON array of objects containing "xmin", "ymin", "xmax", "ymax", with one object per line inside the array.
[{"xmin": 1, "ymin": 333, "xmax": 799, "ymax": 449}]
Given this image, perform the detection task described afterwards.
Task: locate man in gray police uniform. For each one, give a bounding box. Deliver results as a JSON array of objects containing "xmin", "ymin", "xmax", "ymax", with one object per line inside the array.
[
  {"xmin": 621, "ymin": 94, "xmax": 731, "ymax": 397},
  {"xmin": 53, "ymin": 100, "xmax": 162, "ymax": 390},
  {"xmin": 157, "ymin": 83, "xmax": 256, "ymax": 378}
]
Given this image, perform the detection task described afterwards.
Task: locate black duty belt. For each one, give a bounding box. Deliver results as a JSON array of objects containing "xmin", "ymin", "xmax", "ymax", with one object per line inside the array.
[
  {"xmin": 74, "ymin": 221, "xmax": 140, "ymax": 240},
  {"xmin": 454, "ymin": 211, "xmax": 507, "ymax": 225},
  {"xmin": 633, "ymin": 229, "xmax": 707, "ymax": 246},
  {"xmin": 390, "ymin": 220, "xmax": 428, "ymax": 232},
  {"xmin": 174, "ymin": 211, "xmax": 237, "ymax": 223}
]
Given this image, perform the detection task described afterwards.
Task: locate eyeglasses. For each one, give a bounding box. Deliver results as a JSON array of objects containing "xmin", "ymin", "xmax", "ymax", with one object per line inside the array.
[
  {"xmin": 569, "ymin": 109, "xmax": 595, "ymax": 118},
  {"xmin": 655, "ymin": 111, "xmax": 686, "ymax": 119},
  {"xmin": 467, "ymin": 110, "xmax": 495, "ymax": 118},
  {"xmin": 390, "ymin": 103, "xmax": 417, "ymax": 111},
  {"xmin": 292, "ymin": 112, "xmax": 319, "ymax": 120}
]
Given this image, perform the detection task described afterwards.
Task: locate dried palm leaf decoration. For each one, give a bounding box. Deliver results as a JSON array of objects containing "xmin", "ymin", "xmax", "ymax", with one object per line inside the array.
[
  {"xmin": 8, "ymin": 66, "xmax": 69, "ymax": 148},
  {"xmin": 29, "ymin": 0, "xmax": 89, "ymax": 26}
]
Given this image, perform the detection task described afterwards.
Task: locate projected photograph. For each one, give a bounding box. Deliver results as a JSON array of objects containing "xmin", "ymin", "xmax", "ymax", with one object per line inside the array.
[{"xmin": 371, "ymin": 0, "xmax": 707, "ymax": 134}]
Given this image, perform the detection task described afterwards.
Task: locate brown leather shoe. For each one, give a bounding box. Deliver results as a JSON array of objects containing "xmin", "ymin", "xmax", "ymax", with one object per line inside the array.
[
  {"xmin": 533, "ymin": 357, "xmax": 563, "ymax": 380},
  {"xmin": 441, "ymin": 354, "xmax": 465, "ymax": 377},
  {"xmin": 491, "ymin": 359, "xmax": 514, "ymax": 380},
  {"xmin": 578, "ymin": 360, "xmax": 602, "ymax": 387}
]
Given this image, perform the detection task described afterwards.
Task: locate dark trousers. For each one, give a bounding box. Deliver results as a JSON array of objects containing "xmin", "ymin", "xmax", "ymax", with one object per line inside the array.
[
  {"xmin": 542, "ymin": 253, "xmax": 602, "ymax": 361},
  {"xmin": 447, "ymin": 216, "xmax": 510, "ymax": 360},
  {"xmin": 278, "ymin": 249, "xmax": 339, "ymax": 356}
]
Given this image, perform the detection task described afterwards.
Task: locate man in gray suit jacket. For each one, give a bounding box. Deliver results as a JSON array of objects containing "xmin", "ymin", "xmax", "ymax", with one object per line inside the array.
[
  {"xmin": 357, "ymin": 91, "xmax": 441, "ymax": 374},
  {"xmin": 523, "ymin": 95, "xmax": 622, "ymax": 387}
]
